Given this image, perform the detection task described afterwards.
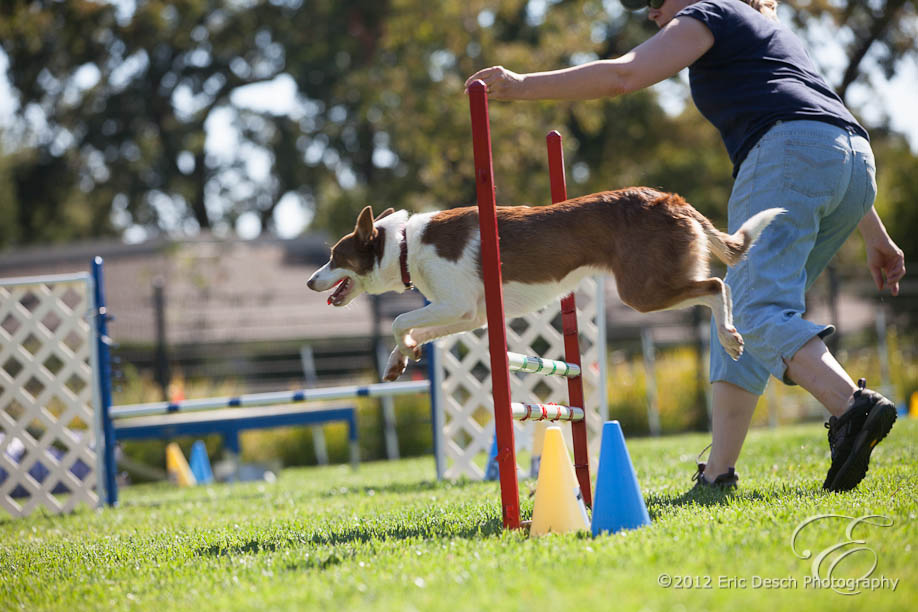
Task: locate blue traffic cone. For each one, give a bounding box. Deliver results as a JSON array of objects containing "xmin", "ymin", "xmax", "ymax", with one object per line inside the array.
[
  {"xmin": 484, "ymin": 432, "xmax": 499, "ymax": 481},
  {"xmin": 591, "ymin": 421, "xmax": 650, "ymax": 536},
  {"xmin": 189, "ymin": 440, "xmax": 214, "ymax": 485}
]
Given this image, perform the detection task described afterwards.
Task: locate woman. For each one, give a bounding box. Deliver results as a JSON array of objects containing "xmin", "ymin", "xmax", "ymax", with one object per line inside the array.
[{"xmin": 465, "ymin": 0, "xmax": 905, "ymax": 492}]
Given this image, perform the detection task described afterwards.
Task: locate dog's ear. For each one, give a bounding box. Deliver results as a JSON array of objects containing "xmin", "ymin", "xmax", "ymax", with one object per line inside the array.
[
  {"xmin": 375, "ymin": 207, "xmax": 396, "ymax": 221},
  {"xmin": 355, "ymin": 206, "xmax": 378, "ymax": 245}
]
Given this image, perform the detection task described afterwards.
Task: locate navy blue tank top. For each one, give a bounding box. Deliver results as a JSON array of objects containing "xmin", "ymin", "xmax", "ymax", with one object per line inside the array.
[{"xmin": 677, "ymin": 0, "xmax": 868, "ymax": 176}]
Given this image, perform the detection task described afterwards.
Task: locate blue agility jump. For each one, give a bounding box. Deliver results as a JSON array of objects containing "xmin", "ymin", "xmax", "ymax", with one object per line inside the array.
[
  {"xmin": 112, "ymin": 381, "xmax": 432, "ymax": 481},
  {"xmin": 114, "ymin": 404, "xmax": 360, "ymax": 465},
  {"xmin": 111, "ymin": 380, "xmax": 431, "ymax": 418},
  {"xmin": 91, "ymin": 258, "xmax": 440, "ymax": 507}
]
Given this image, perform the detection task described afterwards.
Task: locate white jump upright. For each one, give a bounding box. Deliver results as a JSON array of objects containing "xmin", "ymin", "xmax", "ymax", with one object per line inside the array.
[
  {"xmin": 0, "ymin": 271, "xmax": 109, "ymax": 517},
  {"xmin": 467, "ymin": 80, "xmax": 593, "ymax": 529}
]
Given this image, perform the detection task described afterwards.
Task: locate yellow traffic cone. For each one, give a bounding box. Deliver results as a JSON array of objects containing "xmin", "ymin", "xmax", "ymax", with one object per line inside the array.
[
  {"xmin": 530, "ymin": 426, "xmax": 590, "ymax": 536},
  {"xmin": 530, "ymin": 421, "xmax": 548, "ymax": 477},
  {"xmin": 166, "ymin": 442, "xmax": 197, "ymax": 487}
]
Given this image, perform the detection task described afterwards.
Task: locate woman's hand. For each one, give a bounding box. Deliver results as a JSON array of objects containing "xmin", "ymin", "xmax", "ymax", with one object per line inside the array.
[
  {"xmin": 865, "ymin": 235, "xmax": 906, "ymax": 296},
  {"xmin": 464, "ymin": 66, "xmax": 525, "ymax": 99},
  {"xmin": 859, "ymin": 207, "xmax": 905, "ymax": 296}
]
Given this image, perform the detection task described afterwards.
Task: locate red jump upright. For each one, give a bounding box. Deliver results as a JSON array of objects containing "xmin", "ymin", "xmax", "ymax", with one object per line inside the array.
[
  {"xmin": 467, "ymin": 80, "xmax": 520, "ymax": 530},
  {"xmin": 546, "ymin": 131, "xmax": 592, "ymax": 509},
  {"xmin": 467, "ymin": 82, "xmax": 592, "ymax": 530}
]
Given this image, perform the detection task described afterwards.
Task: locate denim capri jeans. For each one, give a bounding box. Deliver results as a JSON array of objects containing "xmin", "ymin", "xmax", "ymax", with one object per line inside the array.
[{"xmin": 710, "ymin": 120, "xmax": 877, "ymax": 395}]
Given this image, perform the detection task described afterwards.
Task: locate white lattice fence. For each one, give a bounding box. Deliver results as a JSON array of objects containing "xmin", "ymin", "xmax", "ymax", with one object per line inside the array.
[
  {"xmin": 0, "ymin": 274, "xmax": 103, "ymax": 517},
  {"xmin": 433, "ymin": 277, "xmax": 606, "ymax": 479}
]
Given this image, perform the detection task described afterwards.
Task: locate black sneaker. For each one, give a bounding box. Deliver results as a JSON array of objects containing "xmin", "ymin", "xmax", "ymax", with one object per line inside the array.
[
  {"xmin": 692, "ymin": 462, "xmax": 739, "ymax": 490},
  {"xmin": 691, "ymin": 444, "xmax": 738, "ymax": 489},
  {"xmin": 823, "ymin": 378, "xmax": 897, "ymax": 492}
]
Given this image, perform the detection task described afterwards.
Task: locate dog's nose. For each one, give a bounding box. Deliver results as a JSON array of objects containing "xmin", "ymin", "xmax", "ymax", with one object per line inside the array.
[{"xmin": 306, "ymin": 277, "xmax": 315, "ymax": 290}]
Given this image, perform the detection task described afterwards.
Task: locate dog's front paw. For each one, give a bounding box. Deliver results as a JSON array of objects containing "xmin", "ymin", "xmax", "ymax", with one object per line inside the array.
[
  {"xmin": 719, "ymin": 326, "xmax": 744, "ymax": 361},
  {"xmin": 384, "ymin": 349, "xmax": 408, "ymax": 381},
  {"xmin": 400, "ymin": 336, "xmax": 423, "ymax": 362}
]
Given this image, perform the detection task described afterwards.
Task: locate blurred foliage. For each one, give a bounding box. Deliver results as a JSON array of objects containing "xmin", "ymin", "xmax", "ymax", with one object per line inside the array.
[
  {"xmin": 783, "ymin": 0, "xmax": 918, "ymax": 103},
  {"xmin": 606, "ymin": 346, "xmax": 705, "ymax": 436},
  {"xmin": 874, "ymin": 133, "xmax": 918, "ymax": 266},
  {"xmin": 242, "ymin": 393, "xmax": 433, "ymax": 465},
  {"xmin": 611, "ymin": 334, "xmax": 918, "ymax": 438},
  {"xmin": 0, "ymin": 0, "xmax": 914, "ymax": 248}
]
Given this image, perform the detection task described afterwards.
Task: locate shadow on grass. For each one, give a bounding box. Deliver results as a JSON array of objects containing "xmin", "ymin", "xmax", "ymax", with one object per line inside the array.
[
  {"xmin": 116, "ymin": 490, "xmax": 271, "ymax": 510},
  {"xmin": 0, "ymin": 491, "xmax": 273, "ymax": 525},
  {"xmin": 195, "ymin": 515, "xmax": 506, "ymax": 561},
  {"xmin": 85, "ymin": 477, "xmax": 485, "ymax": 516},
  {"xmin": 320, "ymin": 478, "xmax": 483, "ymax": 498},
  {"xmin": 201, "ymin": 542, "xmax": 354, "ymax": 571},
  {"xmin": 644, "ymin": 483, "xmax": 817, "ymax": 518}
]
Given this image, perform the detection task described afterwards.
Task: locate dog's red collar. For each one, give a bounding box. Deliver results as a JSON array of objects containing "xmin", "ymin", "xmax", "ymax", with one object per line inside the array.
[{"xmin": 399, "ymin": 229, "xmax": 413, "ymax": 289}]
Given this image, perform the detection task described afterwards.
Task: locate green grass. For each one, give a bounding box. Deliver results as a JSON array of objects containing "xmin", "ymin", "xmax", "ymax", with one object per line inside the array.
[{"xmin": 2, "ymin": 420, "xmax": 916, "ymax": 611}]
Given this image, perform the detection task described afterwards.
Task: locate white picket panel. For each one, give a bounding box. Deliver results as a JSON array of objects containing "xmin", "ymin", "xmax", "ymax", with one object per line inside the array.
[
  {"xmin": 432, "ymin": 276, "xmax": 606, "ymax": 479},
  {"xmin": 0, "ymin": 275, "xmax": 101, "ymax": 517}
]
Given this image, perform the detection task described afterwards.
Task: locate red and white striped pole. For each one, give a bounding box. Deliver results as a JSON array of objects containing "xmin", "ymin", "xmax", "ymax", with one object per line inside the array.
[
  {"xmin": 467, "ymin": 80, "xmax": 520, "ymax": 529},
  {"xmin": 546, "ymin": 130, "xmax": 592, "ymax": 508}
]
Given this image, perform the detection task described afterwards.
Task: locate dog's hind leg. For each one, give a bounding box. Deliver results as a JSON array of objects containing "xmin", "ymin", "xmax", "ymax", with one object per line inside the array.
[
  {"xmin": 724, "ymin": 281, "xmax": 735, "ymax": 328},
  {"xmin": 661, "ymin": 278, "xmax": 744, "ymax": 361}
]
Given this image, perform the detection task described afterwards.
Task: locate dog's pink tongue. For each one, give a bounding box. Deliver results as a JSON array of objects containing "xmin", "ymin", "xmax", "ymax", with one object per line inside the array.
[
  {"xmin": 327, "ymin": 278, "xmax": 345, "ymax": 305},
  {"xmin": 327, "ymin": 279, "xmax": 343, "ymax": 305}
]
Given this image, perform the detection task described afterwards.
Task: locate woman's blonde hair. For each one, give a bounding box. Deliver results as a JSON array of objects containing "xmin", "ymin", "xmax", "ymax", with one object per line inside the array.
[{"xmin": 745, "ymin": 0, "xmax": 779, "ymax": 21}]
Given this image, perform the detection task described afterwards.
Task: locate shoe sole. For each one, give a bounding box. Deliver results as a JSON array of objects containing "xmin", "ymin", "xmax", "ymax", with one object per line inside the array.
[{"xmin": 825, "ymin": 403, "xmax": 897, "ymax": 492}]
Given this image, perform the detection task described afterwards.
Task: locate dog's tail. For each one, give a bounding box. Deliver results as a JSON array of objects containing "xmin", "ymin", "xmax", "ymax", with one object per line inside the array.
[{"xmin": 697, "ymin": 208, "xmax": 786, "ymax": 267}]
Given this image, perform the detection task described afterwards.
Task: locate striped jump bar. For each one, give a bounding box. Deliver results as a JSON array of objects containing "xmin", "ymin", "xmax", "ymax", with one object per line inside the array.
[
  {"xmin": 507, "ymin": 352, "xmax": 580, "ymax": 378},
  {"xmin": 511, "ymin": 402, "xmax": 584, "ymax": 422},
  {"xmin": 110, "ymin": 380, "xmax": 431, "ymax": 419}
]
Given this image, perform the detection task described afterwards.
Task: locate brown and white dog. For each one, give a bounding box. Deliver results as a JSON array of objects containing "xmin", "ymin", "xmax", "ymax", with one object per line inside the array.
[{"xmin": 307, "ymin": 188, "xmax": 783, "ymax": 381}]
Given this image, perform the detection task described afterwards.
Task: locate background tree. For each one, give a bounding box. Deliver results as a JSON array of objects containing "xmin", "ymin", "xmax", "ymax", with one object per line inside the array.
[
  {"xmin": 784, "ymin": 0, "xmax": 918, "ymax": 104},
  {"xmin": 0, "ymin": 0, "xmax": 366, "ymax": 241},
  {"xmin": 0, "ymin": 0, "xmax": 915, "ymax": 248}
]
